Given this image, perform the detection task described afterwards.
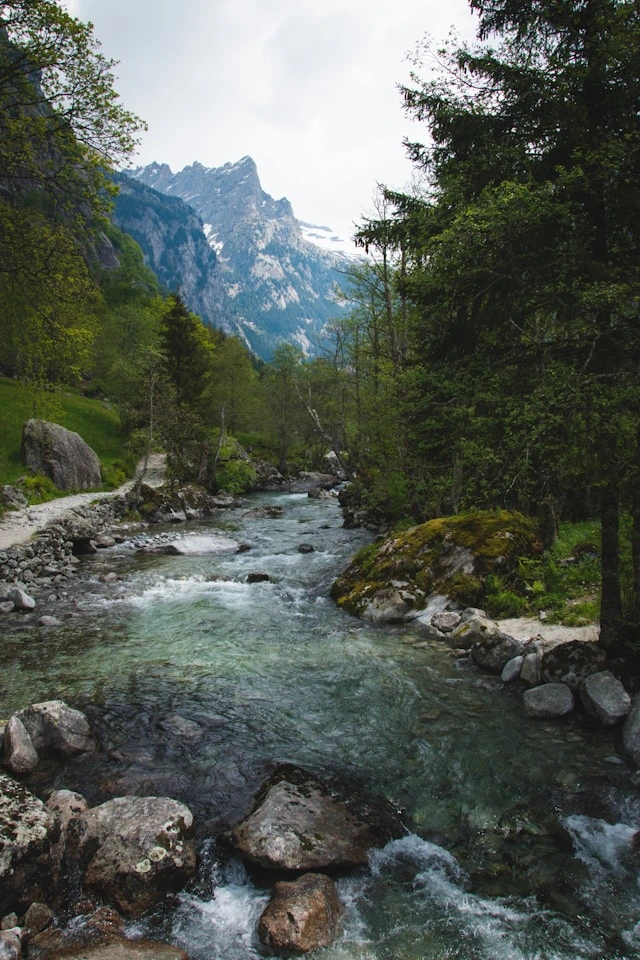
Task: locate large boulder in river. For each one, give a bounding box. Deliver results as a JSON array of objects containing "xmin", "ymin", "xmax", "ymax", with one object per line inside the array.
[
  {"xmin": 0, "ymin": 773, "xmax": 60, "ymax": 915},
  {"xmin": 331, "ymin": 511, "xmax": 539, "ymax": 622},
  {"xmin": 258, "ymin": 873, "xmax": 343, "ymax": 953},
  {"xmin": 523, "ymin": 683, "xmax": 575, "ymax": 719},
  {"xmin": 289, "ymin": 472, "xmax": 338, "ymax": 494},
  {"xmin": 224, "ymin": 765, "xmax": 402, "ymax": 871},
  {"xmin": 22, "ymin": 419, "xmax": 102, "ymax": 491},
  {"xmin": 43, "ymin": 942, "xmax": 190, "ymax": 960},
  {"xmin": 3, "ymin": 715, "xmax": 39, "ymax": 776},
  {"xmin": 67, "ymin": 796, "xmax": 196, "ymax": 918},
  {"xmin": 15, "ymin": 700, "xmax": 94, "ymax": 759},
  {"xmin": 579, "ymin": 670, "xmax": 631, "ymax": 726}
]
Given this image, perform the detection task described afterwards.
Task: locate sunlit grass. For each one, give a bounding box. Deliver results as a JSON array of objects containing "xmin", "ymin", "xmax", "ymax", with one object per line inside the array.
[{"xmin": 0, "ymin": 375, "xmax": 133, "ymax": 498}]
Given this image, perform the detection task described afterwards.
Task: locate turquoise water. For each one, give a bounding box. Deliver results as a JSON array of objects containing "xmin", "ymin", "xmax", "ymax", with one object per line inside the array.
[{"xmin": 2, "ymin": 493, "xmax": 640, "ymax": 958}]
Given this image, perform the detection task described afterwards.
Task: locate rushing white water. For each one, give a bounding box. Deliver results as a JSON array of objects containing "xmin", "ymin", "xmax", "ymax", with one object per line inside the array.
[{"xmin": 2, "ymin": 492, "xmax": 640, "ymax": 959}]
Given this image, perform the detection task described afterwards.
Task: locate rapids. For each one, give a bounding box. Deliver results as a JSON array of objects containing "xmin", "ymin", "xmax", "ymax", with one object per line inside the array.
[{"xmin": 2, "ymin": 492, "xmax": 640, "ymax": 959}]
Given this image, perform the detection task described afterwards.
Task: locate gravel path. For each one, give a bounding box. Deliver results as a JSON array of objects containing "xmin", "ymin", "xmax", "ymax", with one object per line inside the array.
[{"xmin": 0, "ymin": 454, "xmax": 167, "ymax": 551}]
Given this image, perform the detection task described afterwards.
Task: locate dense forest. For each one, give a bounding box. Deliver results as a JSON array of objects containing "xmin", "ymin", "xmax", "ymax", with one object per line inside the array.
[{"xmin": 1, "ymin": 0, "xmax": 639, "ymax": 649}]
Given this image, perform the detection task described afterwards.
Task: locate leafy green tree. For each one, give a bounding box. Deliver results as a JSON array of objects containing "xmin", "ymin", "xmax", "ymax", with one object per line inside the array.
[
  {"xmin": 261, "ymin": 343, "xmax": 305, "ymax": 474},
  {"xmin": 204, "ymin": 333, "xmax": 260, "ymax": 435},
  {"xmin": 0, "ymin": 1, "xmax": 145, "ymax": 393},
  {"xmin": 161, "ymin": 294, "xmax": 213, "ymax": 410}
]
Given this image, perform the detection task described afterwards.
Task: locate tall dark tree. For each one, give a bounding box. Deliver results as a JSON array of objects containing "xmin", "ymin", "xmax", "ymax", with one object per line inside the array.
[{"xmin": 358, "ymin": 0, "xmax": 640, "ymax": 644}]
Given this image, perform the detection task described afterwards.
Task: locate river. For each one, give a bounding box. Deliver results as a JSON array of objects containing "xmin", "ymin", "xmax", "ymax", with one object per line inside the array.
[{"xmin": 2, "ymin": 492, "xmax": 640, "ymax": 959}]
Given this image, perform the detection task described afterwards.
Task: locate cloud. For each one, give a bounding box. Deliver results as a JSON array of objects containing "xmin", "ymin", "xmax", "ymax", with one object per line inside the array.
[{"xmin": 67, "ymin": 0, "xmax": 477, "ymax": 239}]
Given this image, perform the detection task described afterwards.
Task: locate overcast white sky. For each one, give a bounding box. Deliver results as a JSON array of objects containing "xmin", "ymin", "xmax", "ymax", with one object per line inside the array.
[{"xmin": 66, "ymin": 0, "xmax": 478, "ymax": 242}]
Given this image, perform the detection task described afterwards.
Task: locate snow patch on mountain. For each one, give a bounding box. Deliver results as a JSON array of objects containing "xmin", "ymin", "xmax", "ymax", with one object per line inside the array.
[{"xmin": 299, "ymin": 221, "xmax": 358, "ymax": 259}]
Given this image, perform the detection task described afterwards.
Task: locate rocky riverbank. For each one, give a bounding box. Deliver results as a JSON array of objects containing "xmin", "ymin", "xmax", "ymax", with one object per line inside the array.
[{"xmin": 0, "ymin": 697, "xmax": 402, "ymax": 959}]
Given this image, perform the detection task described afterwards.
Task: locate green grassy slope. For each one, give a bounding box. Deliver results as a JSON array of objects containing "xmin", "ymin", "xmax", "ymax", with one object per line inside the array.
[{"xmin": 0, "ymin": 376, "xmax": 132, "ymax": 492}]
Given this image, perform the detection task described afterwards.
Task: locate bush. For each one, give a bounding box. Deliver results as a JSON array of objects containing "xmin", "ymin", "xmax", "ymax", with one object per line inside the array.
[
  {"xmin": 213, "ymin": 458, "xmax": 256, "ymax": 495},
  {"xmin": 19, "ymin": 473, "xmax": 59, "ymax": 503}
]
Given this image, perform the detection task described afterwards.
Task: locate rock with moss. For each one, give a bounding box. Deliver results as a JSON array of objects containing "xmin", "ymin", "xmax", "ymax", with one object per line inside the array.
[
  {"xmin": 331, "ymin": 511, "xmax": 539, "ymax": 622},
  {"xmin": 135, "ymin": 483, "xmax": 224, "ymax": 523},
  {"xmin": 0, "ymin": 774, "xmax": 61, "ymax": 915},
  {"xmin": 66, "ymin": 796, "xmax": 196, "ymax": 918}
]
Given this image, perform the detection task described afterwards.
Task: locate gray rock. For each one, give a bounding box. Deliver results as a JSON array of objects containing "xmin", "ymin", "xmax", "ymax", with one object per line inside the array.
[
  {"xmin": 623, "ymin": 696, "xmax": 640, "ymax": 767},
  {"xmin": 68, "ymin": 796, "xmax": 196, "ymax": 918},
  {"xmin": 289, "ymin": 472, "xmax": 337, "ymax": 494},
  {"xmin": 156, "ymin": 715, "xmax": 203, "ymax": 742},
  {"xmin": 16, "ymin": 701, "xmax": 94, "ymax": 758},
  {"xmin": 0, "ymin": 603, "xmax": 14, "ymax": 615},
  {"xmin": 250, "ymin": 461, "xmax": 288, "ymax": 492},
  {"xmin": 431, "ymin": 611, "xmax": 461, "ymax": 633},
  {"xmin": 523, "ymin": 683, "xmax": 575, "ymax": 719},
  {"xmin": 224, "ymin": 766, "xmax": 400, "ymax": 871},
  {"xmin": 362, "ymin": 587, "xmax": 421, "ymax": 624},
  {"xmin": 470, "ymin": 633, "xmax": 524, "ymax": 673},
  {"xmin": 37, "ymin": 616, "xmax": 62, "ymax": 627},
  {"xmin": 3, "ymin": 716, "xmax": 39, "ymax": 776},
  {"xmin": 258, "ymin": 873, "xmax": 343, "ymax": 953},
  {"xmin": 242, "ymin": 506, "xmax": 284, "ymax": 520},
  {"xmin": 0, "ymin": 773, "xmax": 60, "ymax": 915},
  {"xmin": 501, "ymin": 655, "xmax": 524, "ymax": 683},
  {"xmin": 45, "ymin": 789, "xmax": 89, "ymax": 843},
  {"xmin": 21, "ymin": 419, "xmax": 102, "ymax": 492},
  {"xmin": 460, "ymin": 607, "xmax": 487, "ymax": 622},
  {"xmin": 520, "ymin": 652, "xmax": 543, "ymax": 687},
  {"xmin": 0, "ymin": 930, "xmax": 20, "ymax": 960},
  {"xmin": 580, "ymin": 670, "xmax": 631, "ymax": 726},
  {"xmin": 451, "ymin": 616, "xmax": 500, "ymax": 650},
  {"xmin": 1, "ymin": 487, "xmax": 27, "ymax": 509},
  {"xmin": 298, "ymin": 543, "xmax": 315, "ymax": 554},
  {"xmin": 94, "ymin": 535, "xmax": 116, "ymax": 549},
  {"xmin": 7, "ymin": 588, "xmax": 35, "ymax": 611}
]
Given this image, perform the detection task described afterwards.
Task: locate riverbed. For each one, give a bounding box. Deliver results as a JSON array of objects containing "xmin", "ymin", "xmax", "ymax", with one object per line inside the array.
[{"xmin": 2, "ymin": 492, "xmax": 640, "ymax": 959}]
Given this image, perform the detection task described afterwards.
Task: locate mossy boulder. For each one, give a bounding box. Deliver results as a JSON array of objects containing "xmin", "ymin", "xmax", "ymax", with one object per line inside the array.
[{"xmin": 331, "ymin": 510, "xmax": 539, "ymax": 622}]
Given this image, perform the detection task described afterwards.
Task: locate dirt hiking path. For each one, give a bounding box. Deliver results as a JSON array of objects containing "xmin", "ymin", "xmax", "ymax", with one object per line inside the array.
[{"xmin": 0, "ymin": 454, "xmax": 167, "ymax": 551}]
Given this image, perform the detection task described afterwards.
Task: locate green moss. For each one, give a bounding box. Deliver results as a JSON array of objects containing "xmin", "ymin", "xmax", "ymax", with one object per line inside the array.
[{"xmin": 332, "ymin": 510, "xmax": 539, "ymax": 618}]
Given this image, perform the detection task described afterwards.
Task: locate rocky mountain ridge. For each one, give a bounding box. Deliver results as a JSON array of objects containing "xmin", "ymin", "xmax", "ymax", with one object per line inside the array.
[{"xmin": 121, "ymin": 156, "xmax": 354, "ymax": 359}]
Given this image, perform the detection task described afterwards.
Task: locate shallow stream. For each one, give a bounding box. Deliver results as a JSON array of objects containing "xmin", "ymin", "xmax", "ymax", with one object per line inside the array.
[{"xmin": 2, "ymin": 492, "xmax": 640, "ymax": 959}]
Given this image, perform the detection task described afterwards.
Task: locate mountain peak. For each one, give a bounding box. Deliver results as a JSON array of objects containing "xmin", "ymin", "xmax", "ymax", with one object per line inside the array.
[{"xmin": 120, "ymin": 156, "xmax": 353, "ymax": 359}]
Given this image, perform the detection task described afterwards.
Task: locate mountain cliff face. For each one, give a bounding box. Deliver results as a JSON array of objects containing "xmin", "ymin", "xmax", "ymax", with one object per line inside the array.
[
  {"xmin": 112, "ymin": 173, "xmax": 232, "ymax": 332},
  {"xmin": 124, "ymin": 157, "xmax": 351, "ymax": 359}
]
